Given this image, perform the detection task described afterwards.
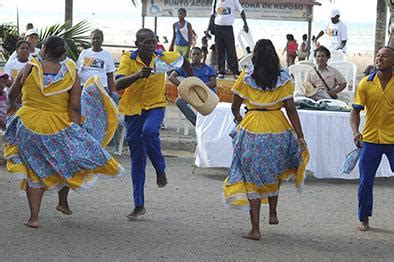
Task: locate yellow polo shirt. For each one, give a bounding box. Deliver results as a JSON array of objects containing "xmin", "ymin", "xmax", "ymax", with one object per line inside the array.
[
  {"xmin": 116, "ymin": 50, "xmax": 183, "ymax": 115},
  {"xmin": 353, "ymin": 71, "xmax": 394, "ymax": 144}
]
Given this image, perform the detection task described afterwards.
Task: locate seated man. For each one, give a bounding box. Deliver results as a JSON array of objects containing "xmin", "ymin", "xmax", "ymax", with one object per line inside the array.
[
  {"xmin": 305, "ymin": 45, "xmax": 346, "ymax": 101},
  {"xmin": 169, "ymin": 47, "xmax": 216, "ymax": 126}
]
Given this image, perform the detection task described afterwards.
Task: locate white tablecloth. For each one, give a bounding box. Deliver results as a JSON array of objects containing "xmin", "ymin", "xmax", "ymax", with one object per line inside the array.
[{"xmin": 195, "ymin": 102, "xmax": 394, "ymax": 179}]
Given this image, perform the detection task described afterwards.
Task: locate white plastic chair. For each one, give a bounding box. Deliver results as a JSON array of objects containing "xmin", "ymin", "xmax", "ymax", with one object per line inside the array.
[
  {"xmin": 327, "ymin": 61, "xmax": 357, "ymax": 92},
  {"xmin": 296, "ymin": 60, "xmax": 315, "ymax": 67},
  {"xmin": 113, "ymin": 114, "xmax": 126, "ymax": 156},
  {"xmin": 237, "ymin": 29, "xmax": 255, "ymax": 57},
  {"xmin": 239, "ymin": 53, "xmax": 252, "ymax": 70},
  {"xmin": 288, "ymin": 64, "xmax": 314, "ymax": 96},
  {"xmin": 328, "ymin": 50, "xmax": 346, "ymax": 63}
]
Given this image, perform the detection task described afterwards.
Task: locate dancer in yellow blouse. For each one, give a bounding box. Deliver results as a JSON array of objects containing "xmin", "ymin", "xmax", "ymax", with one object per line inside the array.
[
  {"xmin": 224, "ymin": 39, "xmax": 309, "ymax": 240},
  {"xmin": 6, "ymin": 36, "xmax": 124, "ymax": 228}
]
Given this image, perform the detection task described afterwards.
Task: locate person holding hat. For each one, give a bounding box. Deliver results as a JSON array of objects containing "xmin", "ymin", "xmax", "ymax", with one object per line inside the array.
[
  {"xmin": 169, "ymin": 46, "xmax": 217, "ymax": 126},
  {"xmin": 8, "ymin": 28, "xmax": 41, "ymax": 62},
  {"xmin": 224, "ymin": 39, "xmax": 308, "ymax": 241},
  {"xmin": 350, "ymin": 46, "xmax": 394, "ymax": 231},
  {"xmin": 313, "ymin": 9, "xmax": 348, "ymax": 53},
  {"xmin": 304, "ymin": 45, "xmax": 347, "ymax": 100},
  {"xmin": 115, "ymin": 28, "xmax": 193, "ymax": 220}
]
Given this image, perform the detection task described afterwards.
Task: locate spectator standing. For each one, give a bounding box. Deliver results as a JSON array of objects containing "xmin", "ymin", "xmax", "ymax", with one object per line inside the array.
[
  {"xmin": 169, "ymin": 8, "xmax": 193, "ymax": 57},
  {"xmin": 209, "ymin": 0, "xmax": 248, "ymax": 79},
  {"xmin": 282, "ymin": 34, "xmax": 298, "ymax": 67},
  {"xmin": 4, "ymin": 40, "xmax": 30, "ymax": 87},
  {"xmin": 8, "ymin": 29, "xmax": 40, "ymax": 61},
  {"xmin": 298, "ymin": 34, "xmax": 310, "ymax": 61},
  {"xmin": 76, "ymin": 29, "xmax": 116, "ymax": 96},
  {"xmin": 20, "ymin": 23, "xmax": 34, "ymax": 38},
  {"xmin": 314, "ymin": 9, "xmax": 348, "ymax": 53}
]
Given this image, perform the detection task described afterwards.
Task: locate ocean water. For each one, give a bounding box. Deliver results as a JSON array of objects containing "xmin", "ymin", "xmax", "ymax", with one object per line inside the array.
[
  {"xmin": 1, "ymin": 9, "xmax": 376, "ymax": 55},
  {"xmin": 104, "ymin": 17, "xmax": 375, "ymax": 55}
]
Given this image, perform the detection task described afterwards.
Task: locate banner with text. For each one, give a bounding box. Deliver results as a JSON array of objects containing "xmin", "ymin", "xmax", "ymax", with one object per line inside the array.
[{"xmin": 142, "ymin": 0, "xmax": 313, "ymax": 21}]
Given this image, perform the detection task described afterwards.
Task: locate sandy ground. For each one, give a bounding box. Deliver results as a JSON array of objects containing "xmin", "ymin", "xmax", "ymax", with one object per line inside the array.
[{"xmin": 1, "ymin": 150, "xmax": 394, "ymax": 262}]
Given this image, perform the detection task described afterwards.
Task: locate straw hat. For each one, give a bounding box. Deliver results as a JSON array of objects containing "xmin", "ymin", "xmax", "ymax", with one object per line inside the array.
[
  {"xmin": 301, "ymin": 82, "xmax": 318, "ymax": 97},
  {"xmin": 178, "ymin": 76, "xmax": 219, "ymax": 115}
]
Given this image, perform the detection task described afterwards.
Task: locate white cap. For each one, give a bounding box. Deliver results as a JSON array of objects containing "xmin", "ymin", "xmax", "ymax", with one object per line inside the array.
[
  {"xmin": 330, "ymin": 9, "xmax": 340, "ymax": 18},
  {"xmin": 25, "ymin": 28, "xmax": 39, "ymax": 37}
]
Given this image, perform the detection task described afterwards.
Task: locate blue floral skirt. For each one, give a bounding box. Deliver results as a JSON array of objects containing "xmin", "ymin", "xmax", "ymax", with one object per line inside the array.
[
  {"xmin": 224, "ymin": 127, "xmax": 308, "ymax": 210},
  {"xmin": 5, "ymin": 81, "xmax": 124, "ymax": 191}
]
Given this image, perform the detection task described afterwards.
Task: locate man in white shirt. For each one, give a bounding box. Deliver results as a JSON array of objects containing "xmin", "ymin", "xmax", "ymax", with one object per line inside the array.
[
  {"xmin": 314, "ymin": 9, "xmax": 348, "ymax": 53},
  {"xmin": 8, "ymin": 28, "xmax": 41, "ymax": 61},
  {"xmin": 208, "ymin": 0, "xmax": 248, "ymax": 79},
  {"xmin": 76, "ymin": 29, "xmax": 116, "ymax": 96}
]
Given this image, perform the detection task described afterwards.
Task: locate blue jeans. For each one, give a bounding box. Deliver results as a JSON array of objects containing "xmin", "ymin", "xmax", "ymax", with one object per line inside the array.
[
  {"xmin": 358, "ymin": 142, "xmax": 394, "ymax": 221},
  {"xmin": 124, "ymin": 108, "xmax": 166, "ymax": 208}
]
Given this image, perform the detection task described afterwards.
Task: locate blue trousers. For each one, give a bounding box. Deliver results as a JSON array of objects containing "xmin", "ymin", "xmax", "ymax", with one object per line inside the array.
[
  {"xmin": 125, "ymin": 108, "xmax": 166, "ymax": 208},
  {"xmin": 358, "ymin": 142, "xmax": 394, "ymax": 221},
  {"xmin": 175, "ymin": 97, "xmax": 196, "ymax": 126}
]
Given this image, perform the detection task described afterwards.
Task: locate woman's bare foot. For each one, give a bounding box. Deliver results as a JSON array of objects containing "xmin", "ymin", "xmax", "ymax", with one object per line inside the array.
[
  {"xmin": 24, "ymin": 219, "xmax": 39, "ymax": 229},
  {"xmin": 356, "ymin": 219, "xmax": 369, "ymax": 232},
  {"xmin": 242, "ymin": 230, "xmax": 261, "ymax": 240},
  {"xmin": 269, "ymin": 212, "xmax": 279, "ymax": 225},
  {"xmin": 56, "ymin": 205, "xmax": 73, "ymax": 215}
]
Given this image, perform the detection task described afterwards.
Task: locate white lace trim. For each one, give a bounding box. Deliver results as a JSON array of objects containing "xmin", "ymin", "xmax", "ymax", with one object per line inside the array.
[
  {"xmin": 232, "ymin": 88, "xmax": 293, "ymax": 107},
  {"xmin": 10, "ymin": 166, "xmax": 126, "ymax": 192}
]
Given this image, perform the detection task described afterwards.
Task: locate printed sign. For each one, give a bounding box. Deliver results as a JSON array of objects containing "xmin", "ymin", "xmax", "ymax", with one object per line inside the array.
[{"xmin": 142, "ymin": 0, "xmax": 313, "ymax": 21}]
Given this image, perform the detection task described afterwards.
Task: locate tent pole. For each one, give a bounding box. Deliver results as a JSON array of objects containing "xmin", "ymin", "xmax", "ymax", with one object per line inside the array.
[
  {"xmin": 154, "ymin": 17, "xmax": 158, "ymax": 34},
  {"xmin": 308, "ymin": 20, "xmax": 312, "ymax": 56}
]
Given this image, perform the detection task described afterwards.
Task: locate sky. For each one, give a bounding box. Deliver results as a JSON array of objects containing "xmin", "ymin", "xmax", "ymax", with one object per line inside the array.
[{"xmin": 0, "ymin": 0, "xmax": 378, "ymax": 27}]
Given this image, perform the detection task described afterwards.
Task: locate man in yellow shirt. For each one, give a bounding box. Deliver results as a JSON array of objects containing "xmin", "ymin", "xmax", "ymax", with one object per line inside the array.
[
  {"xmin": 350, "ymin": 46, "xmax": 394, "ymax": 231},
  {"xmin": 115, "ymin": 28, "xmax": 193, "ymax": 220}
]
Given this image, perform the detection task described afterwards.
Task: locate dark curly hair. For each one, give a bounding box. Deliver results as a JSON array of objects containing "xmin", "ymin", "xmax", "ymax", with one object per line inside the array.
[
  {"xmin": 43, "ymin": 35, "xmax": 66, "ymax": 59},
  {"xmin": 252, "ymin": 39, "xmax": 281, "ymax": 90},
  {"xmin": 16, "ymin": 40, "xmax": 31, "ymax": 49},
  {"xmin": 314, "ymin": 45, "xmax": 331, "ymax": 58}
]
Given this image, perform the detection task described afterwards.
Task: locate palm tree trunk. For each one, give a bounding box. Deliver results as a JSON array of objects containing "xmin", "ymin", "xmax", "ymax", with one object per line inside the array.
[
  {"xmin": 375, "ymin": 0, "xmax": 387, "ymax": 55},
  {"xmin": 65, "ymin": 0, "xmax": 73, "ymax": 29},
  {"xmin": 385, "ymin": 0, "xmax": 394, "ymax": 49}
]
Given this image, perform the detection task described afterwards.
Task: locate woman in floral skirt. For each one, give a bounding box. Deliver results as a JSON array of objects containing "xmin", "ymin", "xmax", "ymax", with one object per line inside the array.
[
  {"xmin": 6, "ymin": 36, "xmax": 124, "ymax": 228},
  {"xmin": 224, "ymin": 39, "xmax": 309, "ymax": 240}
]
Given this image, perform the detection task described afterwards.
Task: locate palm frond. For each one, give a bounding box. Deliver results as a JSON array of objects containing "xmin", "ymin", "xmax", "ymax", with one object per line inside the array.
[
  {"xmin": 39, "ymin": 20, "xmax": 92, "ymax": 61},
  {"xmin": 0, "ymin": 23, "xmax": 21, "ymax": 59},
  {"xmin": 1, "ymin": 20, "xmax": 91, "ymax": 61}
]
